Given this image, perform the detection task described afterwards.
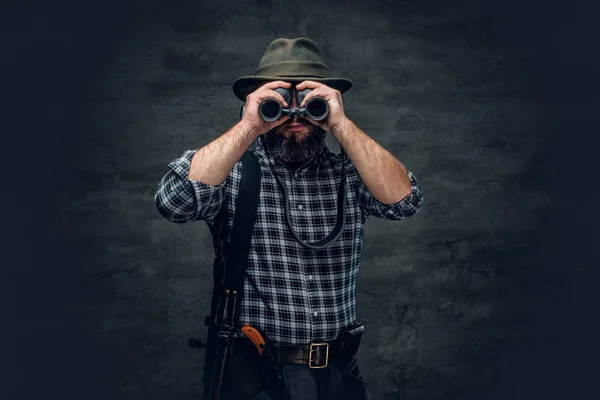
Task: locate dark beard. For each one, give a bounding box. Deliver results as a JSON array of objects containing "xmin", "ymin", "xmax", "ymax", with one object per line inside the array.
[{"xmin": 263, "ymin": 121, "xmax": 327, "ymax": 167}]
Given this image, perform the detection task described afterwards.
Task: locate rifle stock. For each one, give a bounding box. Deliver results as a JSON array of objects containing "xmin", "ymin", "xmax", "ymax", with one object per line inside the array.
[
  {"xmin": 207, "ymin": 288, "xmax": 240, "ymax": 399},
  {"xmin": 207, "ymin": 329, "xmax": 231, "ymax": 400}
]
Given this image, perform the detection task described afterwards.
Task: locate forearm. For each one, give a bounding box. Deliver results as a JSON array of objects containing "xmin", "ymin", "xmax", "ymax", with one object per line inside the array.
[
  {"xmin": 331, "ymin": 119, "xmax": 413, "ymax": 204},
  {"xmin": 189, "ymin": 121, "xmax": 259, "ymax": 184}
]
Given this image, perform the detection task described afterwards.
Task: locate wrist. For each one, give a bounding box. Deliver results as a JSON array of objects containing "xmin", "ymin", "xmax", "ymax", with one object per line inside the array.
[
  {"xmin": 237, "ymin": 121, "xmax": 259, "ymax": 139},
  {"xmin": 330, "ymin": 117, "xmax": 351, "ymax": 136}
]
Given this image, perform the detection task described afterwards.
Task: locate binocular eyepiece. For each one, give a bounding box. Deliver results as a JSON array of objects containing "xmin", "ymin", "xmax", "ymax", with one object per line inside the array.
[{"xmin": 258, "ymin": 88, "xmax": 329, "ymax": 122}]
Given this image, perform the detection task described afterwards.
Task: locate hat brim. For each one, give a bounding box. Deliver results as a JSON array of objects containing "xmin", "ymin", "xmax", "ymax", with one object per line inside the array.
[{"xmin": 232, "ymin": 76, "xmax": 353, "ymax": 102}]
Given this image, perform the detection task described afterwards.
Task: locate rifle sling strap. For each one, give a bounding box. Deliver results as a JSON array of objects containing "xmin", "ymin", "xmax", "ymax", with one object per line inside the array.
[{"xmin": 219, "ymin": 151, "xmax": 261, "ymax": 324}]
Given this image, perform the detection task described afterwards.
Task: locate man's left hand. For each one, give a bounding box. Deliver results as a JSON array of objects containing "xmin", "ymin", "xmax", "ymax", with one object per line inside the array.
[{"xmin": 296, "ymin": 80, "xmax": 349, "ymax": 132}]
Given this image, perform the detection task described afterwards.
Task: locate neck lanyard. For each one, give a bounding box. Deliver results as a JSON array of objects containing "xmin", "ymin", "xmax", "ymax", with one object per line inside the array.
[{"xmin": 258, "ymin": 135, "xmax": 347, "ymax": 250}]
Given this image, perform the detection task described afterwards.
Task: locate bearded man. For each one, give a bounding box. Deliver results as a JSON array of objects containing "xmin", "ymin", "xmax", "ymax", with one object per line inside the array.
[{"xmin": 155, "ymin": 37, "xmax": 423, "ymax": 400}]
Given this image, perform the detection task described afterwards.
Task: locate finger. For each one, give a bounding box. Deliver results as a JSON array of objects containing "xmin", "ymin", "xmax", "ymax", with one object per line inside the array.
[
  {"xmin": 252, "ymin": 89, "xmax": 288, "ymax": 107},
  {"xmin": 260, "ymin": 80, "xmax": 292, "ymax": 90},
  {"xmin": 295, "ymin": 80, "xmax": 324, "ymax": 90},
  {"xmin": 300, "ymin": 89, "xmax": 330, "ymax": 107},
  {"xmin": 262, "ymin": 90, "xmax": 288, "ymax": 107}
]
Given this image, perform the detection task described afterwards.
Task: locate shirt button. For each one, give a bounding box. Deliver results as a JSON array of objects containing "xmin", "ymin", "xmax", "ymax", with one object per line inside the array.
[
  {"xmin": 313, "ymin": 311, "xmax": 318, "ymax": 317},
  {"xmin": 308, "ymin": 275, "xmax": 313, "ymax": 280},
  {"xmin": 298, "ymin": 204, "xmax": 303, "ymax": 210}
]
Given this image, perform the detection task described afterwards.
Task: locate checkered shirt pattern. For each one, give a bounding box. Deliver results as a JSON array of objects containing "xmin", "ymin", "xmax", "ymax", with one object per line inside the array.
[{"xmin": 154, "ymin": 137, "xmax": 422, "ymax": 345}]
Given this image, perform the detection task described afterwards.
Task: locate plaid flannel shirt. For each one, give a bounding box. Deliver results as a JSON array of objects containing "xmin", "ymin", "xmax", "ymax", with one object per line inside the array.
[{"xmin": 154, "ymin": 137, "xmax": 422, "ymax": 345}]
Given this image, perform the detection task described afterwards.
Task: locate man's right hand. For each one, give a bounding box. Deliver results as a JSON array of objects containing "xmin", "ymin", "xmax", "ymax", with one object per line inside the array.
[{"xmin": 240, "ymin": 80, "xmax": 292, "ymax": 136}]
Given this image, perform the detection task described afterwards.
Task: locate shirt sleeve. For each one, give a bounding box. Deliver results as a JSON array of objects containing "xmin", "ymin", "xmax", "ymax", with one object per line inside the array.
[
  {"xmin": 154, "ymin": 149, "xmax": 227, "ymax": 223},
  {"xmin": 354, "ymin": 165, "xmax": 423, "ymax": 220}
]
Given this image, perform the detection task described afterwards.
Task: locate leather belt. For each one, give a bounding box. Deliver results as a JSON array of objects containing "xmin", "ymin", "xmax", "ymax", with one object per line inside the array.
[{"xmin": 275, "ymin": 340, "xmax": 343, "ymax": 369}]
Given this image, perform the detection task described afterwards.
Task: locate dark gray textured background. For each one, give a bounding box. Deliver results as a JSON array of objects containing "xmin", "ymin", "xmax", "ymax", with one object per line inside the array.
[{"xmin": 4, "ymin": 0, "xmax": 599, "ymax": 399}]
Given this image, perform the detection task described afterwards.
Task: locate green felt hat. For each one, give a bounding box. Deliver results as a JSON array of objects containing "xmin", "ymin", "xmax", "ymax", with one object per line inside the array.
[{"xmin": 232, "ymin": 37, "xmax": 353, "ymax": 102}]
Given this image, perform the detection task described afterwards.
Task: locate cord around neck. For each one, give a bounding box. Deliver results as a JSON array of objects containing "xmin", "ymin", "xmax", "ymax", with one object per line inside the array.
[{"xmin": 258, "ymin": 135, "xmax": 347, "ymax": 250}]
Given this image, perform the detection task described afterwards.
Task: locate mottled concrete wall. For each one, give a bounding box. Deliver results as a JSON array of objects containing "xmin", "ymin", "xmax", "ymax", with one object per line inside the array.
[{"xmin": 6, "ymin": 0, "xmax": 598, "ymax": 399}]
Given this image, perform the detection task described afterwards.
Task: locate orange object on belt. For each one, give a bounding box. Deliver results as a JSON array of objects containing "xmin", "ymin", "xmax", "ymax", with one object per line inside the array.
[{"xmin": 241, "ymin": 324, "xmax": 266, "ymax": 355}]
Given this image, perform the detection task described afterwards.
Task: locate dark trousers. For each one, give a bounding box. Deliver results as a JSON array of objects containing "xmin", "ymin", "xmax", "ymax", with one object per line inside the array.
[{"xmin": 203, "ymin": 344, "xmax": 370, "ymax": 400}]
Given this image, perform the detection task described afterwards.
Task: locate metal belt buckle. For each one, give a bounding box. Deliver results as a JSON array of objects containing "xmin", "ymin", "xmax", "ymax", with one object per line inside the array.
[{"xmin": 308, "ymin": 342, "xmax": 329, "ymax": 369}]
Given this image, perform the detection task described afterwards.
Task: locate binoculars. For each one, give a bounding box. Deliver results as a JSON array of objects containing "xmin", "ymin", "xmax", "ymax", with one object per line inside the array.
[{"xmin": 258, "ymin": 88, "xmax": 329, "ymax": 122}]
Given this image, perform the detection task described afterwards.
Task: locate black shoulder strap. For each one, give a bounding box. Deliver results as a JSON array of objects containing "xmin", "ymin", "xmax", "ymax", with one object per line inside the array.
[
  {"xmin": 220, "ymin": 151, "xmax": 261, "ymax": 322},
  {"xmin": 192, "ymin": 151, "xmax": 261, "ymax": 364}
]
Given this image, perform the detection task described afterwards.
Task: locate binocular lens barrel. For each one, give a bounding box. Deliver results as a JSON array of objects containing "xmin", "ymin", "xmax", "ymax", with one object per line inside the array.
[
  {"xmin": 258, "ymin": 98, "xmax": 283, "ymax": 122},
  {"xmin": 304, "ymin": 97, "xmax": 329, "ymax": 121},
  {"xmin": 257, "ymin": 92, "xmax": 329, "ymax": 122}
]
